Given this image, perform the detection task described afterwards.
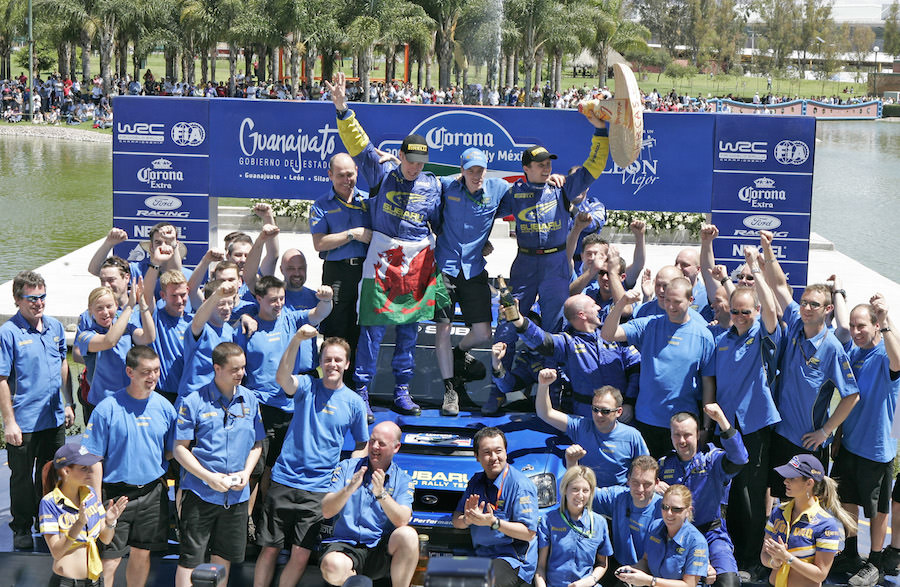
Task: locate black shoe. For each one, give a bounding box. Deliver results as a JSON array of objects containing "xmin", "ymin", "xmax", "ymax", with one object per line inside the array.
[
  {"xmin": 881, "ymin": 546, "xmax": 900, "ymax": 575},
  {"xmin": 454, "ymin": 347, "xmax": 486, "ymax": 382},
  {"xmin": 833, "ymin": 552, "xmax": 866, "ymax": 575},
  {"xmin": 13, "ymin": 531, "xmax": 33, "ymax": 550}
]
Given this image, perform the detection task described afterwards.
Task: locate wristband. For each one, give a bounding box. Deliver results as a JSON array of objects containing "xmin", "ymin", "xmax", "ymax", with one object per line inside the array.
[
  {"xmin": 880, "ymin": 327, "xmax": 892, "ymax": 333},
  {"xmin": 751, "ymin": 268, "xmax": 762, "ymax": 274},
  {"xmin": 651, "ymin": 577, "xmax": 658, "ymax": 587},
  {"xmin": 106, "ymin": 519, "xmax": 117, "ymax": 528},
  {"xmin": 148, "ymin": 262, "xmax": 160, "ymax": 271},
  {"xmin": 833, "ymin": 289, "xmax": 846, "ymax": 299},
  {"xmin": 786, "ymin": 555, "xmax": 794, "ymax": 566},
  {"xmin": 719, "ymin": 278, "xmax": 729, "ymax": 286}
]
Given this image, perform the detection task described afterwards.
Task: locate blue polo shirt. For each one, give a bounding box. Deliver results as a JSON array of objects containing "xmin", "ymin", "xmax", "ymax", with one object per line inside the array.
[
  {"xmin": 285, "ymin": 287, "xmax": 319, "ymax": 311},
  {"xmin": 234, "ymin": 308, "xmax": 315, "ymax": 412},
  {"xmin": 150, "ymin": 300, "xmax": 191, "ymax": 394},
  {"xmin": 765, "ymin": 499, "xmax": 841, "ymax": 587},
  {"xmin": 643, "ymin": 518, "xmax": 709, "ymax": 580},
  {"xmin": 270, "ymin": 376, "xmax": 369, "ymax": 491},
  {"xmin": 520, "ymin": 319, "xmax": 641, "ymax": 410},
  {"xmin": 537, "ymin": 508, "xmax": 613, "ymax": 587},
  {"xmin": 593, "ymin": 486, "xmax": 661, "ymax": 565},
  {"xmin": 567, "ymin": 416, "xmax": 648, "ymax": 487},
  {"xmin": 712, "ymin": 319, "xmax": 781, "ymax": 434},
  {"xmin": 310, "ymin": 188, "xmax": 371, "ymax": 261},
  {"xmin": 691, "ymin": 280, "xmax": 710, "ymax": 320},
  {"xmin": 658, "ymin": 428, "xmax": 748, "ymax": 526},
  {"xmin": 129, "ymin": 260, "xmax": 193, "ymax": 305},
  {"xmin": 774, "ymin": 302, "xmax": 859, "ymax": 448},
  {"xmin": 82, "ymin": 389, "xmax": 176, "ymax": 485},
  {"xmin": 177, "ymin": 321, "xmax": 235, "ymax": 398},
  {"xmin": 622, "ymin": 314, "xmax": 715, "ymax": 428},
  {"xmin": 175, "ymin": 382, "xmax": 265, "ymax": 505},
  {"xmin": 436, "ymin": 176, "xmax": 509, "ymax": 279},
  {"xmin": 75, "ymin": 310, "xmax": 141, "ymax": 406},
  {"xmin": 841, "ymin": 341, "xmax": 900, "ymax": 463},
  {"xmin": 456, "ymin": 464, "xmax": 539, "ymax": 582},
  {"xmin": 0, "ymin": 312, "xmax": 67, "ymax": 432},
  {"xmin": 325, "ymin": 457, "xmax": 415, "ymax": 547}
]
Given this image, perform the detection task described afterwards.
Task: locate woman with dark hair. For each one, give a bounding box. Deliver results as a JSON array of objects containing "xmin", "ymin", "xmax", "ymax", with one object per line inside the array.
[{"xmin": 39, "ymin": 444, "xmax": 128, "ymax": 587}]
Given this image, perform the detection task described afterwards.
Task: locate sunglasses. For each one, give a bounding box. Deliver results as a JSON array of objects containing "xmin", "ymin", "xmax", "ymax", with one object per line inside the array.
[
  {"xmin": 21, "ymin": 294, "xmax": 47, "ymax": 303},
  {"xmin": 730, "ymin": 309, "xmax": 752, "ymax": 316},
  {"xmin": 661, "ymin": 504, "xmax": 687, "ymax": 513},
  {"xmin": 737, "ymin": 274, "xmax": 755, "ymax": 281},
  {"xmin": 598, "ymin": 269, "xmax": 609, "ymax": 277},
  {"xmin": 591, "ymin": 406, "xmax": 618, "ymax": 415},
  {"xmin": 798, "ymin": 300, "xmax": 823, "ymax": 309}
]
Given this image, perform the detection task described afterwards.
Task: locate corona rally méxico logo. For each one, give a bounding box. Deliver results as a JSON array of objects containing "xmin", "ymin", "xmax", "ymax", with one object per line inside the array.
[{"xmin": 378, "ymin": 111, "xmax": 531, "ymax": 176}]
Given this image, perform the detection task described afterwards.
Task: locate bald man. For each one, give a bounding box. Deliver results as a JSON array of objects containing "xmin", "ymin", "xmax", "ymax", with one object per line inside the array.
[
  {"xmin": 602, "ymin": 277, "xmax": 716, "ymax": 457},
  {"xmin": 320, "ymin": 421, "xmax": 417, "ymax": 587},
  {"xmin": 632, "ymin": 265, "xmax": 684, "ymax": 319},
  {"xmin": 310, "ymin": 153, "xmax": 372, "ymax": 390},
  {"xmin": 675, "ymin": 247, "xmax": 710, "ymax": 319}
]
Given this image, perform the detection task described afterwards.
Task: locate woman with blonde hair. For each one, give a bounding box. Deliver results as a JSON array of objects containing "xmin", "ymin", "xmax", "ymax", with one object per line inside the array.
[
  {"xmin": 40, "ymin": 444, "xmax": 128, "ymax": 586},
  {"xmin": 614, "ymin": 484, "xmax": 708, "ymax": 587},
  {"xmin": 761, "ymin": 455, "xmax": 854, "ymax": 587},
  {"xmin": 535, "ymin": 466, "xmax": 613, "ymax": 587},
  {"xmin": 74, "ymin": 280, "xmax": 154, "ymax": 416}
]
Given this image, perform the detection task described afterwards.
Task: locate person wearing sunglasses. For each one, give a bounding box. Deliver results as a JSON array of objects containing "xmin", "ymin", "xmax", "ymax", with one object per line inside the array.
[
  {"xmin": 0, "ymin": 271, "xmax": 75, "ymax": 550},
  {"xmin": 172, "ymin": 343, "xmax": 264, "ymax": 587},
  {"xmin": 759, "ymin": 229, "xmax": 859, "ymax": 500},
  {"xmin": 762, "ymin": 455, "xmax": 855, "ymax": 587},
  {"xmin": 708, "ymin": 246, "xmax": 782, "ymax": 577},
  {"xmin": 658, "ymin": 406, "xmax": 747, "ymax": 587},
  {"xmin": 535, "ymin": 466, "xmax": 613, "ymax": 587},
  {"xmin": 614, "ymin": 484, "xmax": 708, "ymax": 587},
  {"xmin": 536, "ymin": 368, "xmax": 647, "ymax": 488}
]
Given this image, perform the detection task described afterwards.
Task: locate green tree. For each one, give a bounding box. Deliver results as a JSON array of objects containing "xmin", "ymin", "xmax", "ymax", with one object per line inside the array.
[
  {"xmin": 885, "ymin": 1, "xmax": 900, "ymax": 57},
  {"xmin": 504, "ymin": 0, "xmax": 564, "ymax": 104},
  {"xmin": 848, "ymin": 26, "xmax": 875, "ymax": 82},
  {"xmin": 584, "ymin": 0, "xmax": 649, "ymax": 87},
  {"xmin": 708, "ymin": 0, "xmax": 745, "ymax": 73},
  {"xmin": 635, "ymin": 0, "xmax": 686, "ymax": 55},
  {"xmin": 797, "ymin": 0, "xmax": 834, "ymax": 75},
  {"xmin": 753, "ymin": 0, "xmax": 799, "ymax": 71},
  {"xmin": 415, "ymin": 0, "xmax": 469, "ymax": 91}
]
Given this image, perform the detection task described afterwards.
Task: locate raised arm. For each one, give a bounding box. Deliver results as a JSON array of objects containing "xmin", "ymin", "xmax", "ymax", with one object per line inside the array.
[
  {"xmin": 872, "ymin": 293, "xmax": 900, "ymax": 372},
  {"xmin": 828, "ymin": 274, "xmax": 850, "ymax": 344},
  {"xmin": 744, "ymin": 246, "xmax": 777, "ymax": 334},
  {"xmin": 567, "ymin": 212, "xmax": 595, "ymax": 292},
  {"xmin": 252, "ymin": 202, "xmax": 280, "ymax": 276},
  {"xmin": 699, "ymin": 224, "xmax": 722, "ymax": 304},
  {"xmin": 191, "ymin": 281, "xmax": 238, "ymax": 337},
  {"xmin": 759, "ymin": 230, "xmax": 793, "ymax": 311},
  {"xmin": 186, "ymin": 248, "xmax": 225, "ymax": 309},
  {"xmin": 535, "ymin": 368, "xmax": 567, "ymax": 432},
  {"xmin": 601, "ymin": 289, "xmax": 640, "ymax": 342},
  {"xmin": 307, "ymin": 286, "xmax": 334, "ymax": 326},
  {"xmin": 624, "ymin": 220, "xmax": 646, "ymax": 288},
  {"xmin": 243, "ymin": 224, "xmax": 280, "ymax": 294},
  {"xmin": 141, "ymin": 244, "xmax": 174, "ymax": 308},
  {"xmin": 87, "ymin": 228, "xmax": 128, "ymax": 276},
  {"xmin": 275, "ymin": 325, "xmax": 318, "ymax": 396}
]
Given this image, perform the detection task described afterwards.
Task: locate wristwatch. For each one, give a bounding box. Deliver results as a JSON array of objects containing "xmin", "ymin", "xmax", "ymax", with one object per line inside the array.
[
  {"xmin": 490, "ymin": 517, "xmax": 500, "ymax": 531},
  {"xmin": 347, "ymin": 230, "xmax": 355, "ymax": 241},
  {"xmin": 375, "ymin": 491, "xmax": 388, "ymax": 501}
]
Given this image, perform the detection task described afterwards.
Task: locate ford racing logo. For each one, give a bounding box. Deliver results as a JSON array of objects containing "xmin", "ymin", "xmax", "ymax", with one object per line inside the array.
[
  {"xmin": 742, "ymin": 214, "xmax": 781, "ymax": 230},
  {"xmin": 144, "ymin": 196, "xmax": 183, "ymax": 211}
]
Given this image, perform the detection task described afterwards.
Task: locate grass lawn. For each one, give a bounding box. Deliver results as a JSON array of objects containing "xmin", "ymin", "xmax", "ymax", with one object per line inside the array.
[{"xmin": 134, "ymin": 52, "xmax": 868, "ymax": 101}]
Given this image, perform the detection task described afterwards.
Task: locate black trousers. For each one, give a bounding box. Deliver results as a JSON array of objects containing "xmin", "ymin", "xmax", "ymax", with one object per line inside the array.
[
  {"xmin": 727, "ymin": 425, "xmax": 773, "ymax": 568},
  {"xmin": 8, "ymin": 425, "xmax": 65, "ymax": 533},
  {"xmin": 320, "ymin": 260, "xmax": 363, "ymax": 383}
]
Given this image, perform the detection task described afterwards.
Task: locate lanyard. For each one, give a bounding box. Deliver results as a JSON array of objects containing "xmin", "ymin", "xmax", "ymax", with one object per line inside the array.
[
  {"xmin": 561, "ymin": 508, "xmax": 595, "ymax": 538},
  {"xmin": 462, "ymin": 185, "xmax": 486, "ymax": 207},
  {"xmin": 336, "ymin": 192, "xmax": 365, "ymax": 211},
  {"xmin": 487, "ymin": 466, "xmax": 509, "ymax": 511}
]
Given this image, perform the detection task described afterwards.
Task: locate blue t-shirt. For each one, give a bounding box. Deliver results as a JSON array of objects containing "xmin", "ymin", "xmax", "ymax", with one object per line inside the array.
[
  {"xmin": 270, "ymin": 376, "xmax": 369, "ymax": 491},
  {"xmin": 285, "ymin": 287, "xmax": 319, "ymax": 311},
  {"xmin": 841, "ymin": 340, "xmax": 900, "ymax": 463},
  {"xmin": 309, "ymin": 188, "xmax": 371, "ymax": 261},
  {"xmin": 537, "ymin": 508, "xmax": 613, "ymax": 587},
  {"xmin": 567, "ymin": 417, "xmax": 648, "ymax": 487},
  {"xmin": 234, "ymin": 308, "xmax": 315, "ymax": 412},
  {"xmin": 75, "ymin": 310, "xmax": 141, "ymax": 406},
  {"xmin": 437, "ymin": 176, "xmax": 509, "ymax": 279},
  {"xmin": 325, "ymin": 457, "xmax": 415, "ymax": 547},
  {"xmin": 0, "ymin": 312, "xmax": 67, "ymax": 432},
  {"xmin": 643, "ymin": 519, "xmax": 709, "ymax": 580},
  {"xmin": 456, "ymin": 464, "xmax": 539, "ymax": 582},
  {"xmin": 150, "ymin": 300, "xmax": 191, "ymax": 394},
  {"xmin": 175, "ymin": 382, "xmax": 265, "ymax": 505},
  {"xmin": 177, "ymin": 321, "xmax": 235, "ymax": 398},
  {"xmin": 622, "ymin": 314, "xmax": 715, "ymax": 428},
  {"xmin": 82, "ymin": 389, "xmax": 176, "ymax": 485},
  {"xmin": 774, "ymin": 302, "xmax": 859, "ymax": 447},
  {"xmin": 712, "ymin": 319, "xmax": 782, "ymax": 434},
  {"xmin": 593, "ymin": 486, "xmax": 661, "ymax": 565}
]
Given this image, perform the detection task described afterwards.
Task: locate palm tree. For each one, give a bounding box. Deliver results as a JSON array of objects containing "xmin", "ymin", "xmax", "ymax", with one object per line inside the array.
[{"xmin": 583, "ymin": 0, "xmax": 649, "ymax": 87}]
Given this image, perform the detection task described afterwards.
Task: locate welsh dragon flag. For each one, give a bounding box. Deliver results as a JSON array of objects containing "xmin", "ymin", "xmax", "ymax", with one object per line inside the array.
[{"xmin": 358, "ymin": 231, "xmax": 449, "ymax": 326}]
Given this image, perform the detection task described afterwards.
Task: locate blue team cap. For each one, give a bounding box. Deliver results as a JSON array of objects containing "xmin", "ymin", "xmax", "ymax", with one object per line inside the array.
[
  {"xmin": 54, "ymin": 444, "xmax": 103, "ymax": 469},
  {"xmin": 774, "ymin": 454, "xmax": 824, "ymax": 481},
  {"xmin": 460, "ymin": 148, "xmax": 488, "ymax": 170}
]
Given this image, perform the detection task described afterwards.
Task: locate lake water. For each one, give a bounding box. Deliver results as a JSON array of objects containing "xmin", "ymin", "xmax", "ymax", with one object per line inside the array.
[{"xmin": 1, "ymin": 119, "xmax": 898, "ymax": 285}]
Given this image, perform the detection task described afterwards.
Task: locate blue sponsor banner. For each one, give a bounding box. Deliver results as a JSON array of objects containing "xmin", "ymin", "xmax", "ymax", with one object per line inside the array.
[
  {"xmin": 112, "ymin": 193, "xmax": 209, "ymax": 221},
  {"xmin": 714, "ymin": 114, "xmax": 815, "ymax": 174},
  {"xmin": 207, "ymin": 100, "xmax": 714, "ymax": 212},
  {"xmin": 113, "ymin": 97, "xmax": 210, "ymax": 155},
  {"xmin": 113, "ymin": 154, "xmax": 209, "ymax": 194},
  {"xmin": 710, "ymin": 114, "xmax": 814, "ymax": 293}
]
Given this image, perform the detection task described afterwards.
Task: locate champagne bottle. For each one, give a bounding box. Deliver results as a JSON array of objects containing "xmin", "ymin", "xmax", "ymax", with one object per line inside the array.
[
  {"xmin": 410, "ymin": 534, "xmax": 430, "ymax": 587},
  {"xmin": 497, "ymin": 276, "xmax": 519, "ymax": 322}
]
